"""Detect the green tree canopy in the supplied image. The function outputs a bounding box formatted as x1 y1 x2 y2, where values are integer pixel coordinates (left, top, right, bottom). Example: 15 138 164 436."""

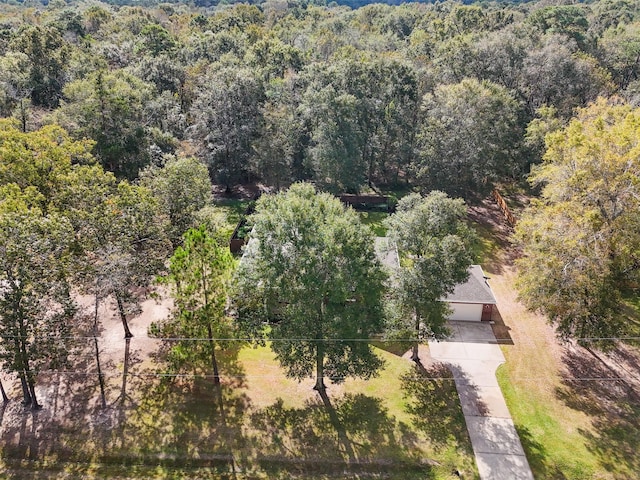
56 70 155 179
415 78 523 198
0 184 76 408
235 183 386 394
385 191 476 361
189 66 264 191
140 155 213 247
0 120 94 206
516 98 640 341
153 226 236 385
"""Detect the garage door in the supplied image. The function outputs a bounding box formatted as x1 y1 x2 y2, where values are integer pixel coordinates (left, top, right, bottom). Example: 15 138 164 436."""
448 303 483 322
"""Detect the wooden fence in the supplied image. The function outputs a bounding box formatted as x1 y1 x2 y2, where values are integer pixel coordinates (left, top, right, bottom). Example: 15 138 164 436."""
492 189 516 227
338 194 394 212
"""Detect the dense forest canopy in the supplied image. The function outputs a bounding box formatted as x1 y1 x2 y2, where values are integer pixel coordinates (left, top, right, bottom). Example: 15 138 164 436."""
0 0 637 197
0 0 532 9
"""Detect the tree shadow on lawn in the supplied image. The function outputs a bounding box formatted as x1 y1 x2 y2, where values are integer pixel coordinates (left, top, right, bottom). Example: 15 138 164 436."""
0 301 117 467
401 361 479 478
249 391 437 479
91 340 251 476
515 425 569 480
0 336 253 478
467 197 516 275
556 345 640 477
402 362 472 451
0 364 114 476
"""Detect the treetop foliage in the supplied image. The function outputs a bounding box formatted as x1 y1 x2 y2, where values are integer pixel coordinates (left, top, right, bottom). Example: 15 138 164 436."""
0 0 638 348
0 0 635 197
235 182 386 390
516 98 640 341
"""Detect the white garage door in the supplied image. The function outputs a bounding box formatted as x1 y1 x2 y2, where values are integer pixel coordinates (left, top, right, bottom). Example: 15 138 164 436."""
448 303 483 322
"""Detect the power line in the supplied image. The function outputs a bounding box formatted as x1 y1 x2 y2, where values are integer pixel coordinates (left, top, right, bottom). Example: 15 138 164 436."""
0 335 639 342
23 371 640 383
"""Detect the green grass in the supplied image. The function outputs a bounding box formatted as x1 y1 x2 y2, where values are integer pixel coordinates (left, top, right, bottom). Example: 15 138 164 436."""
214 198 253 230
489 250 640 479
377 184 415 202
470 221 503 265
358 210 389 237
1 344 478 480
497 365 602 479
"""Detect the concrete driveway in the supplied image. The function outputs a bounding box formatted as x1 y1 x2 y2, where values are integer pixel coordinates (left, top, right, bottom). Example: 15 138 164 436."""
428 321 534 480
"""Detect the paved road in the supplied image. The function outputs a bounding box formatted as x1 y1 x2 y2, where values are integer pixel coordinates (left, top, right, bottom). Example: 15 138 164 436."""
428 321 534 480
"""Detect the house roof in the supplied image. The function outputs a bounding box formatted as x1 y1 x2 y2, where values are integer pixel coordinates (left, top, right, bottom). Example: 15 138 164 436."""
373 240 496 305
445 265 497 305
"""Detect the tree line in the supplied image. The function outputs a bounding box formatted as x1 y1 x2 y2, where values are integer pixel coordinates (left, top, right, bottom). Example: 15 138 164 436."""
0 120 219 408
0 0 638 197
0 121 476 406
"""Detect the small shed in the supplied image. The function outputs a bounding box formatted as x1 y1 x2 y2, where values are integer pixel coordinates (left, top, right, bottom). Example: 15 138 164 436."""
445 265 497 322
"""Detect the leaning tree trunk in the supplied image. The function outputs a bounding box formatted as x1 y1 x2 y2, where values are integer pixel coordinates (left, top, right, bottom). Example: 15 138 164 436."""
115 292 133 338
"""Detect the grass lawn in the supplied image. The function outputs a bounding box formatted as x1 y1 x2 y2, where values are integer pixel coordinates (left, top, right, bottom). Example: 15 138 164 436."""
214 198 253 230
473 193 640 480
358 210 389 237
491 269 606 479
0 343 478 480
469 220 503 266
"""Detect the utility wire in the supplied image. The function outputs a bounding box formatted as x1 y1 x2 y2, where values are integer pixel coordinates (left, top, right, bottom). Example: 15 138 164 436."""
24 371 640 382
0 335 639 342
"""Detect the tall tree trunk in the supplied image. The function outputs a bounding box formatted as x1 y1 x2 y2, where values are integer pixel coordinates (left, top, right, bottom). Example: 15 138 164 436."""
411 309 420 362
366 147 375 189
25 367 40 410
115 293 133 338
313 341 326 392
19 99 27 133
94 294 107 408
18 371 31 405
17 317 33 405
313 301 326 393
207 324 220 386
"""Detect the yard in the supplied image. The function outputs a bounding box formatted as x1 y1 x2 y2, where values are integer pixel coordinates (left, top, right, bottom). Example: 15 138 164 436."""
0 339 478 479
2 191 638 479
0 197 478 480
474 195 640 480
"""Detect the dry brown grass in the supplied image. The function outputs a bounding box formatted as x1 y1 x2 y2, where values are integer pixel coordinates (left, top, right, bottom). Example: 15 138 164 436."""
478 192 640 479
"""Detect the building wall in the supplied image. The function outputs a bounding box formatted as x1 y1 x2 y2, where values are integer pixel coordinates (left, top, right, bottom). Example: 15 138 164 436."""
448 302 483 322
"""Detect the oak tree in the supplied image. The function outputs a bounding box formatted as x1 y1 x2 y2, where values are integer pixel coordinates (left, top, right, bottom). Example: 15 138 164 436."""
385 192 476 361
516 98 640 340
235 183 386 394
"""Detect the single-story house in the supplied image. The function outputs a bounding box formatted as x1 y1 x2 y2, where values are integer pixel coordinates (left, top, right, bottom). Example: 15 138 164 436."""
375 238 496 322
444 265 496 322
